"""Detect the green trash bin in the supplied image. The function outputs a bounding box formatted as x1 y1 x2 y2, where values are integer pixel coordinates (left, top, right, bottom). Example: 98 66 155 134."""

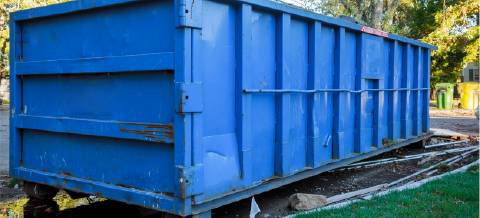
435 83 454 109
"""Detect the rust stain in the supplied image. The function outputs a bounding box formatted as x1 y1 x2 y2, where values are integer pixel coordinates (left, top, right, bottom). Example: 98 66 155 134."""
95 192 103 198
119 123 174 142
177 89 185 113
191 0 194 18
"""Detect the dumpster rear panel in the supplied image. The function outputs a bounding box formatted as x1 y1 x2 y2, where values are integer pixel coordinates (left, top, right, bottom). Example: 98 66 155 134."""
10 0 436 216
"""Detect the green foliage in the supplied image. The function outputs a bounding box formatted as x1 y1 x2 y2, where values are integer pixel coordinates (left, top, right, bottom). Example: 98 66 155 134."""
8 178 21 188
382 137 398 146
294 171 479 217
394 0 460 38
1 0 72 76
420 0 479 86
297 0 402 30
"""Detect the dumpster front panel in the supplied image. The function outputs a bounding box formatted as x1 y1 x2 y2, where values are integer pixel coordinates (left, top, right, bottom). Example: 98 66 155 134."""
11 0 178 203
21 0 174 62
22 129 175 193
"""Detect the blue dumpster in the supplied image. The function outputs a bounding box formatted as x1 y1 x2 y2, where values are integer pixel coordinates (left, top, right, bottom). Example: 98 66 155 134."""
9 0 436 216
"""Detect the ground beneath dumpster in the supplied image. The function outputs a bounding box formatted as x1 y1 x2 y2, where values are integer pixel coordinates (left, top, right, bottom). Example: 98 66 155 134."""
0 106 478 218
1 142 477 218
212 142 478 218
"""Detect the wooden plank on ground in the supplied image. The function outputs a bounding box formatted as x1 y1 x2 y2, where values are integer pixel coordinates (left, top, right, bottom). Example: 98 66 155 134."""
327 184 388 204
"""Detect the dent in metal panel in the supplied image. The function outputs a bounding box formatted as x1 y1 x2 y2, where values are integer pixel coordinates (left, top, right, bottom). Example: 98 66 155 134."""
199 0 242 201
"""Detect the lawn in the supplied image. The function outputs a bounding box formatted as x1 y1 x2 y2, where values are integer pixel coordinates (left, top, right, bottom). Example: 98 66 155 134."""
294 165 479 218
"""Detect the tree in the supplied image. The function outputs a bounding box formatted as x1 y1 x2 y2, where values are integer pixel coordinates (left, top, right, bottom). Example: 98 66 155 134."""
426 1 478 86
298 0 404 31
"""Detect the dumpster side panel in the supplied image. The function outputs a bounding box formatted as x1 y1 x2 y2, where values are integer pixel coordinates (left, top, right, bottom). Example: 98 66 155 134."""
378 39 391 146
401 44 413 139
201 0 243 200
289 18 308 172
316 25 335 163
413 47 424 135
251 9 276 182
423 49 430 132
343 31 356 156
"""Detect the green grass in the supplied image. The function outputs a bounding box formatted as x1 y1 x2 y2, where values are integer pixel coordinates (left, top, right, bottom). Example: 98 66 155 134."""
8 178 21 188
294 169 479 218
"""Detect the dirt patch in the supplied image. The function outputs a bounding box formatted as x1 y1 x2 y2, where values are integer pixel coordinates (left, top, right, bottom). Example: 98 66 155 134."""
430 116 479 136
0 175 27 203
429 109 474 117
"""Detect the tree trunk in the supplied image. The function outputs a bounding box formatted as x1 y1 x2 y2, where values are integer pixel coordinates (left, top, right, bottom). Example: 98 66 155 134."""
372 0 383 28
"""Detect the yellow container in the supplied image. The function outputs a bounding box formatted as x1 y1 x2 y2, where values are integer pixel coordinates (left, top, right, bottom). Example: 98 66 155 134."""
458 82 479 109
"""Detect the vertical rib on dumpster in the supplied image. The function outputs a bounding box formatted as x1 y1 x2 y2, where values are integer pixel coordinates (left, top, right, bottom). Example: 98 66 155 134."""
388 41 401 140
401 44 413 139
235 4 253 184
275 13 291 177
192 28 204 168
307 21 322 167
174 27 192 215
422 49 431 132
412 47 423 136
9 17 22 176
333 27 346 159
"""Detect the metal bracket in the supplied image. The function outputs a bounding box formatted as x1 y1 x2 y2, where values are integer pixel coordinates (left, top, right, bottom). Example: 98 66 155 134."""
175 82 203 113
176 0 202 29
177 164 204 198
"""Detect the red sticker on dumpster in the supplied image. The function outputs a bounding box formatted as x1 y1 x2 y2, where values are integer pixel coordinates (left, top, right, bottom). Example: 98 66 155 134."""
361 26 389 37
